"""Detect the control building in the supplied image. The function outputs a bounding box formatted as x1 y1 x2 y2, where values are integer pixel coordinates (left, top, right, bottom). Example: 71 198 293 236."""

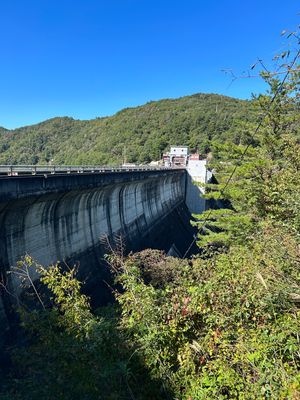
163 145 189 167
162 146 213 214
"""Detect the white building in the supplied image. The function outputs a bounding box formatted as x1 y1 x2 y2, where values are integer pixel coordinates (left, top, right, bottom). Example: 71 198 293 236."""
169 146 189 157
162 145 212 213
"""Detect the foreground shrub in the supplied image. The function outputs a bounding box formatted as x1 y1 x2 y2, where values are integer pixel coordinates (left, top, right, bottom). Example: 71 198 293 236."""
113 224 300 399
0 260 172 400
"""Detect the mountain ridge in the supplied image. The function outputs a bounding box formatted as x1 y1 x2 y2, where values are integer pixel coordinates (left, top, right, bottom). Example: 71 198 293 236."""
0 92 257 165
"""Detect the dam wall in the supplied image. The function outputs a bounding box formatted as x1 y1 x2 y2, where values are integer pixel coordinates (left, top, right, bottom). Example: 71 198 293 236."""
0 169 197 335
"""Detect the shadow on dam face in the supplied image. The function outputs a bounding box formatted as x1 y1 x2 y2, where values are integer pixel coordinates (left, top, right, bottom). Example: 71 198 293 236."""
0 169 200 334
74 201 198 309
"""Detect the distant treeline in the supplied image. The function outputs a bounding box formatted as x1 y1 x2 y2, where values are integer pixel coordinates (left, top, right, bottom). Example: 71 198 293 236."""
0 93 258 165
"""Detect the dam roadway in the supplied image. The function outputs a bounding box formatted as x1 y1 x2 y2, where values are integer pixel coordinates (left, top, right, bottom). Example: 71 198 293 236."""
0 165 203 335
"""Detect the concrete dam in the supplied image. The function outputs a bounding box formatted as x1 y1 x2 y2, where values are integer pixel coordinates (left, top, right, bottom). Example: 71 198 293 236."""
0 165 207 335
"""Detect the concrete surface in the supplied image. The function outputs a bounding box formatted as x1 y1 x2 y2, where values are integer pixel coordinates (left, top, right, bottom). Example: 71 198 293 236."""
0 167 209 343
0 170 192 330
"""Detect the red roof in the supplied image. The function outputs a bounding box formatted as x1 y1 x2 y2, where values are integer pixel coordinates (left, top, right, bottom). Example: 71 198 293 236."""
190 153 201 160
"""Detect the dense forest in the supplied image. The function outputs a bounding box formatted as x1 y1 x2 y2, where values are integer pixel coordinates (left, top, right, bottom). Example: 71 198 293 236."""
0 93 258 165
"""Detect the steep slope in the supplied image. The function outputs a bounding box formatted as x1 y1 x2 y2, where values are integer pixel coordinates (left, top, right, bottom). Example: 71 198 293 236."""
0 93 258 165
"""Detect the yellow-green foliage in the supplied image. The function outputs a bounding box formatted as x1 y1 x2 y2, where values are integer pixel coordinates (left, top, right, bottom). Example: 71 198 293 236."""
115 223 300 399
2 261 170 400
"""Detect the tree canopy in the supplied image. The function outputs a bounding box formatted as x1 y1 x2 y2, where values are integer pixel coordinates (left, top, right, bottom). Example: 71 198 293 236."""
0 93 257 165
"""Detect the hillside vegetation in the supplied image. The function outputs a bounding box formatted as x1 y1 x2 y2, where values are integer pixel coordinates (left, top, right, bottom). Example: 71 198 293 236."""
0 93 257 165
2 62 300 399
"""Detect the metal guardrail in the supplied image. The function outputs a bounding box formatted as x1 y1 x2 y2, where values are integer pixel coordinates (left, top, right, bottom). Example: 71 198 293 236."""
0 164 184 177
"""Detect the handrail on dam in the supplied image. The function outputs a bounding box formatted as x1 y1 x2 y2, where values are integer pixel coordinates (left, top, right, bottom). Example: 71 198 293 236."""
0 164 184 178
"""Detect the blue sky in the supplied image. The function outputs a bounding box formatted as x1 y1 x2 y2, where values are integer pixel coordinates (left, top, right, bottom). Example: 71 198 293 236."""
0 0 299 129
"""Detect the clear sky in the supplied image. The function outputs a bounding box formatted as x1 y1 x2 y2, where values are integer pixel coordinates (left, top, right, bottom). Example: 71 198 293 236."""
0 0 299 129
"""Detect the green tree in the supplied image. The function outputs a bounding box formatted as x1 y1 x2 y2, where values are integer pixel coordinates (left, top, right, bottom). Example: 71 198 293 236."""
194 49 300 248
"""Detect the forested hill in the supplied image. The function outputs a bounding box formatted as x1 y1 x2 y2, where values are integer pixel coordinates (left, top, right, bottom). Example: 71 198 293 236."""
0 93 258 165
